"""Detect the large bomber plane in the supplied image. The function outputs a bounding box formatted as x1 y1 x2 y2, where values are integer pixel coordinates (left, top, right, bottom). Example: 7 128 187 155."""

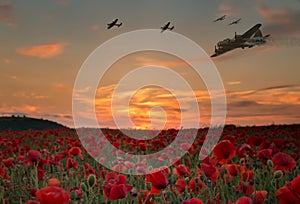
211 24 270 57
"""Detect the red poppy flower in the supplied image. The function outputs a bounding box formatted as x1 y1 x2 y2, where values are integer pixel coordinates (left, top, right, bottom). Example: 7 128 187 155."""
242 169 254 182
103 172 132 200
175 179 186 193
0 166 8 180
28 150 42 163
237 144 252 158
246 136 264 147
200 163 219 182
47 178 60 187
272 152 296 172
68 147 82 157
105 171 118 182
116 174 127 184
226 164 244 177
234 196 252 204
145 169 169 190
257 149 272 163
66 157 78 169
251 190 267 204
273 138 286 148
188 177 207 193
291 175 300 197
37 167 44 181
17 155 25 164
182 198 204 204
213 140 236 164
276 185 300 204
30 188 37 197
36 186 70 204
174 164 191 178
2 157 14 167
235 182 254 195
103 183 132 201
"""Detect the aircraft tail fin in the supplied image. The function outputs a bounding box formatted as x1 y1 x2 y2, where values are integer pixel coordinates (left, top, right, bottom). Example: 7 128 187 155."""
254 29 263 37
170 26 174 30
118 22 123 27
264 34 271 38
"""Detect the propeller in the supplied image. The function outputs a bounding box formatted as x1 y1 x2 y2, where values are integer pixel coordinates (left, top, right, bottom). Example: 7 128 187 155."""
235 32 237 39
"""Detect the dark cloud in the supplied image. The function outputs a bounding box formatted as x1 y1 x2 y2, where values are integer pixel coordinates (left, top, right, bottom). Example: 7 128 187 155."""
251 84 298 94
228 101 300 119
229 100 258 108
40 114 73 119
228 84 299 96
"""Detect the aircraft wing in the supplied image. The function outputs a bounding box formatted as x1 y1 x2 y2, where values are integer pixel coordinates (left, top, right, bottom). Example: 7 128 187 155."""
107 23 114 29
241 24 262 39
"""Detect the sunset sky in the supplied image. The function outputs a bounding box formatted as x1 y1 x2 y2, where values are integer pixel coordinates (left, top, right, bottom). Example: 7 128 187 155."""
1 0 300 129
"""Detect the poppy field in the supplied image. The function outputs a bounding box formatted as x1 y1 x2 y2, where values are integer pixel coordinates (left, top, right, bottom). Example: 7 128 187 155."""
0 124 299 204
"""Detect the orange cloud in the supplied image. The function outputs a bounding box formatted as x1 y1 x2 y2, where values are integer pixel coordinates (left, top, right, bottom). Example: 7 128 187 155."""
1 74 17 80
70 83 300 128
227 81 241 85
0 104 38 115
53 83 72 91
13 92 48 100
17 42 68 59
135 56 188 68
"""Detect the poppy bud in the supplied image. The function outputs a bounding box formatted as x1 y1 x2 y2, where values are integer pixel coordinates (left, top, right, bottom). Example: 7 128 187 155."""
140 192 144 198
166 191 174 199
267 160 273 168
273 170 283 179
146 182 152 191
80 182 88 192
70 191 77 200
206 179 212 188
87 174 96 187
151 194 155 202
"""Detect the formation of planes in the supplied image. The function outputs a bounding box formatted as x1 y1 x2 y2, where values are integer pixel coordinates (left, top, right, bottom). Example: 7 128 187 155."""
213 15 242 26
107 18 174 33
106 17 270 58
